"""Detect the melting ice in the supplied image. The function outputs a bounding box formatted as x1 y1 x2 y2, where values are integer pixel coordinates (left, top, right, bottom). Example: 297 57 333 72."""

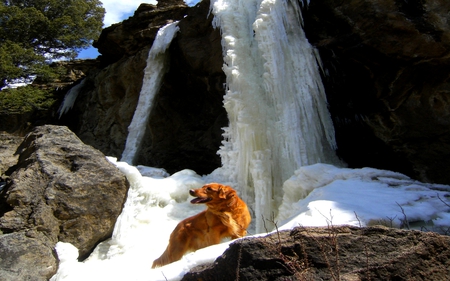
51 1 450 281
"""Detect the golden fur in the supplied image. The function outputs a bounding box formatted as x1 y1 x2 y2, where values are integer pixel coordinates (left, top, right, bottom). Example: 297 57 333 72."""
152 183 251 268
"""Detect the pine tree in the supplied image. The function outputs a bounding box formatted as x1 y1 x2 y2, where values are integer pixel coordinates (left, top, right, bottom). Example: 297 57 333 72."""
0 0 105 87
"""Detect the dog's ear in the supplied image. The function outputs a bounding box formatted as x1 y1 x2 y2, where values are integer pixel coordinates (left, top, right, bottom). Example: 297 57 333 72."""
218 186 227 199
221 186 236 199
225 188 237 207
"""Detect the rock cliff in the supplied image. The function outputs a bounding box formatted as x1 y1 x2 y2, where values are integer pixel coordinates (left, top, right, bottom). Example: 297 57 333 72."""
57 0 226 175
0 1 450 279
51 0 450 184
304 0 450 184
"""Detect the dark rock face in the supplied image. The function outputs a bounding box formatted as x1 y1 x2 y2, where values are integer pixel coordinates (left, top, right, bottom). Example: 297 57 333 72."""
58 2 192 160
59 49 149 158
135 0 227 174
0 0 448 183
0 125 129 279
54 0 450 182
93 2 189 65
183 226 450 281
61 0 226 175
302 0 450 183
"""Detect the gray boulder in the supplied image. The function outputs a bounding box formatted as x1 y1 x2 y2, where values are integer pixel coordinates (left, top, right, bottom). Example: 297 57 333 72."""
0 125 129 280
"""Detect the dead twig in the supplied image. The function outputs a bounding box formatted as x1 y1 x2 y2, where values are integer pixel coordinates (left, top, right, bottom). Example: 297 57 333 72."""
396 202 410 230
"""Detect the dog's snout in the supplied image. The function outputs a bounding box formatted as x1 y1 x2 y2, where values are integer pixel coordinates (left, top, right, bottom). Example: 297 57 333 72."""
189 189 196 196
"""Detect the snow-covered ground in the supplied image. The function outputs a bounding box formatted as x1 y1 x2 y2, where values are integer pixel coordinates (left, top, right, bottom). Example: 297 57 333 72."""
51 159 450 281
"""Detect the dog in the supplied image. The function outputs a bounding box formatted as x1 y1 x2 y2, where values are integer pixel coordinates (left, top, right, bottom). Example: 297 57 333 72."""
152 183 251 268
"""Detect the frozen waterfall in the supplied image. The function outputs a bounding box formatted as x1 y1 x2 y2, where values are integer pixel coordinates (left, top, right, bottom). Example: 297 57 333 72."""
208 0 341 232
121 22 180 165
58 78 87 118
50 2 450 281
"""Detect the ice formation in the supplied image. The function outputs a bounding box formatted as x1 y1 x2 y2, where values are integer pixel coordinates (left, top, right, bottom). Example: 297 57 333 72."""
58 78 87 118
208 0 341 232
121 22 180 165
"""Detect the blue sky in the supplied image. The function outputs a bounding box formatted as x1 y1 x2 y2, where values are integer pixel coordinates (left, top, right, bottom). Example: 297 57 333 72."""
77 0 200 59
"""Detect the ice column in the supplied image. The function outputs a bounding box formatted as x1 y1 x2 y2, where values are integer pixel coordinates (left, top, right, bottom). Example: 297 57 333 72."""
121 22 179 165
210 0 341 232
58 78 86 118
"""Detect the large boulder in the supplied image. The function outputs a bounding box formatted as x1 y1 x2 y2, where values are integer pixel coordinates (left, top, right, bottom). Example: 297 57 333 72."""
183 226 450 281
0 125 129 280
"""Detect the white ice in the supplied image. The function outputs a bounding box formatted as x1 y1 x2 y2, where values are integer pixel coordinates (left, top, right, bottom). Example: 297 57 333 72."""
58 78 87 118
120 22 180 165
209 0 342 233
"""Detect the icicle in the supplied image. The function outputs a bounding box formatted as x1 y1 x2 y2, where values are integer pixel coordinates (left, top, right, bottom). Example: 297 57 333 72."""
121 22 180 165
210 0 342 233
58 78 87 118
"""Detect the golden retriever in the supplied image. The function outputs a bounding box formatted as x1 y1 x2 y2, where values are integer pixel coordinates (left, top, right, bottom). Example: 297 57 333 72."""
152 183 251 268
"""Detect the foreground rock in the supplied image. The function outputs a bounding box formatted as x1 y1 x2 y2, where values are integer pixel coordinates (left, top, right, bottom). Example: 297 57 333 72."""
0 125 129 280
183 226 450 281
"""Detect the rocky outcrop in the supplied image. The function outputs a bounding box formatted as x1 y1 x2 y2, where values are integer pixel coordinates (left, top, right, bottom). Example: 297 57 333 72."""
57 1 194 164
58 49 148 159
135 0 227 174
2 0 450 182
60 0 226 175
93 1 188 66
303 0 450 183
54 0 450 183
183 226 450 281
0 125 129 280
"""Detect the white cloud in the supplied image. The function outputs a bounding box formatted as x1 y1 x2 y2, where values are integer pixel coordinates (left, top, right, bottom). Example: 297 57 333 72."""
101 0 158 27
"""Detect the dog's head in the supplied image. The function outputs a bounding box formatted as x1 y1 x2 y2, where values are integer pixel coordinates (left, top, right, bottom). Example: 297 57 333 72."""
189 183 236 205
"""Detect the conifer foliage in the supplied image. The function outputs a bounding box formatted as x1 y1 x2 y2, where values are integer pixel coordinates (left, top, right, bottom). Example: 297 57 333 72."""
0 0 105 87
